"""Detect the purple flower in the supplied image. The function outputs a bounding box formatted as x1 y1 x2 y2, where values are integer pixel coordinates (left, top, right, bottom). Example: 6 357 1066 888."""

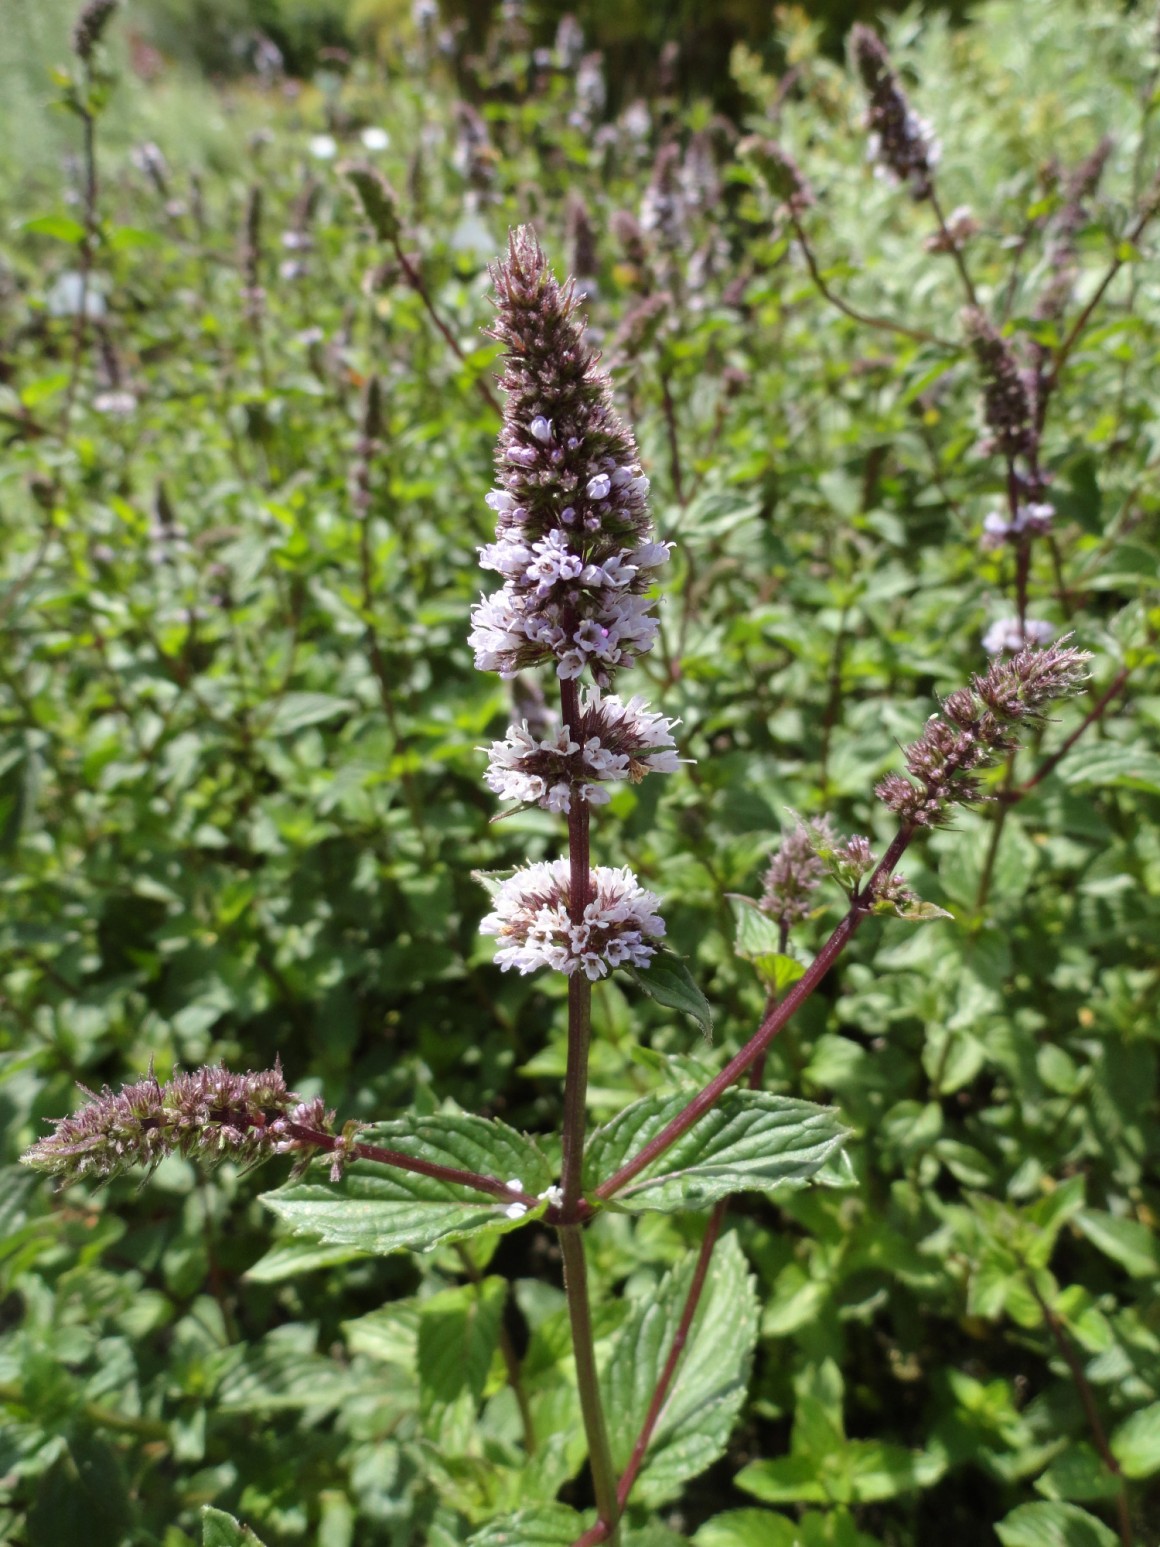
469 228 669 686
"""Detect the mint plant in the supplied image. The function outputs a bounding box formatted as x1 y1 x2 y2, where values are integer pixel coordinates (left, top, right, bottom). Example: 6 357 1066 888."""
6 3 1160 1545
25 225 1092 1546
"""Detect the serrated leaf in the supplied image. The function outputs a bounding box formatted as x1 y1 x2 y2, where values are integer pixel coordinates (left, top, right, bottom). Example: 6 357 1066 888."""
627 948 713 1036
263 692 354 735
604 1230 758 1506
1110 1401 1160 1478
261 1115 551 1256
202 1508 271 1547
466 1505 589 1545
737 1439 944 1506
994 1501 1118 1547
585 1089 849 1213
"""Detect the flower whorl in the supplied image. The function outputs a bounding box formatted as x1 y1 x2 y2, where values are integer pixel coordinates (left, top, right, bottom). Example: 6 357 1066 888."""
469 227 670 685
485 687 681 814
480 862 665 980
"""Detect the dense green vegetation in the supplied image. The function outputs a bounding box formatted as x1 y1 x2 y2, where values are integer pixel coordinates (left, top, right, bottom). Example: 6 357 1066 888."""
1 2 1158 1545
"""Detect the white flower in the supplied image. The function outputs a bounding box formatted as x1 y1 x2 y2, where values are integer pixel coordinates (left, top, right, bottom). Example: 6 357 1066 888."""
504 1201 529 1220
483 688 682 813
360 126 390 152
480 861 665 977
308 134 338 160
982 617 1055 655
586 473 611 500
530 416 553 443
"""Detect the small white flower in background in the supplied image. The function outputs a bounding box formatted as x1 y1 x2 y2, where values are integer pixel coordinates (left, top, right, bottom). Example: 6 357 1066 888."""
308 134 338 160
93 390 137 417
480 861 666 979
539 1184 564 1208
504 1200 529 1220
46 271 107 319
360 126 390 152
505 1178 524 1192
982 617 1055 655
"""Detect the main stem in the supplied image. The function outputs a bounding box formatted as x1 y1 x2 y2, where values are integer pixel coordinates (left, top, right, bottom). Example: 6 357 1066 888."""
557 674 621 1543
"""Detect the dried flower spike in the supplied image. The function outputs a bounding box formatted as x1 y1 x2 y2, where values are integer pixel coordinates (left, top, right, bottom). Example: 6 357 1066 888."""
876 642 1089 826
963 308 1035 459
23 1063 333 1187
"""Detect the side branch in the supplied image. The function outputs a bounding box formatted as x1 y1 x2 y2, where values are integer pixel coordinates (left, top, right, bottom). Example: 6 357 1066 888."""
790 214 957 350
595 830 912 1203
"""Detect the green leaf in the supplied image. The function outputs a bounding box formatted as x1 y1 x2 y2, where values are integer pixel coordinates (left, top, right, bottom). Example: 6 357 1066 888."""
727 895 807 992
1110 1401 1160 1478
585 1089 849 1213
695 1509 882 1547
626 948 713 1036
26 1435 133 1547
1034 1443 1122 1503
202 1508 271 1546
108 225 165 251
604 1230 759 1506
696 1512 803 1547
243 1237 369 1282
261 1115 552 1256
1074 1209 1160 1278
418 1276 507 1450
871 896 953 923
22 214 87 243
1056 743 1160 794
736 1441 944 1506
466 1505 589 1545
263 692 354 736
994 1502 1118 1547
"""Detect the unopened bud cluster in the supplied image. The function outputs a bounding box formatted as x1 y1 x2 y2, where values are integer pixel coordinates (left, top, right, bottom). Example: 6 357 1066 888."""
876 642 1089 826
23 1064 332 1187
72 0 118 61
851 25 940 199
738 137 815 217
760 817 832 927
962 308 1035 459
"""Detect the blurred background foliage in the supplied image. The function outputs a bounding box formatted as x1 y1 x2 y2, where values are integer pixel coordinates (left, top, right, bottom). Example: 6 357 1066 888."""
1 0 1159 1545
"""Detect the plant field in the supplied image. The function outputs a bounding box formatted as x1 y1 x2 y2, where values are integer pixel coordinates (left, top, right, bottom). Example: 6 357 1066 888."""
1 3 1158 1545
